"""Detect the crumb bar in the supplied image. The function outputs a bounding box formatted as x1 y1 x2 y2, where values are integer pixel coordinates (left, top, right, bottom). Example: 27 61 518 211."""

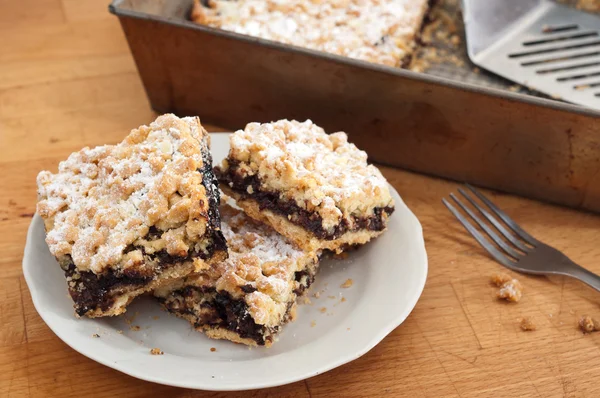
214 119 395 253
155 204 320 346
36 114 227 317
191 0 430 67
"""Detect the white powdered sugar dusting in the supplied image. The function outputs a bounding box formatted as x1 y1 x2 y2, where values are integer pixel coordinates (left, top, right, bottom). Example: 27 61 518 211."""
36 114 212 274
192 0 430 66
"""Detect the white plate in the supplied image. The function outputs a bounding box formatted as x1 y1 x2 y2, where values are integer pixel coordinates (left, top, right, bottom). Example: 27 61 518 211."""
22 133 427 391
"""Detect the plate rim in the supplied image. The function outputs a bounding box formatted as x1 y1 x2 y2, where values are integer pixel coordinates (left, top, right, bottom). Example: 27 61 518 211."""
22 133 428 391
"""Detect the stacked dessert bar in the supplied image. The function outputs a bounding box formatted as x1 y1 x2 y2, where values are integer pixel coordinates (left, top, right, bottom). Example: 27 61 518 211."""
37 114 394 346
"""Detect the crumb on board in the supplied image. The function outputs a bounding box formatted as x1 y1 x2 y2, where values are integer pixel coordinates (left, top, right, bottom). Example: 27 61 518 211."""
130 325 141 332
341 279 353 288
210 347 216 352
579 315 600 333
319 307 327 314
302 297 312 305
92 333 100 338
497 279 523 302
520 317 536 331
491 273 513 287
341 297 347 303
491 273 523 302
347 328 351 331
152 316 160 320
150 348 164 355
311 321 317 327
328 295 336 299
117 330 123 334
313 291 320 299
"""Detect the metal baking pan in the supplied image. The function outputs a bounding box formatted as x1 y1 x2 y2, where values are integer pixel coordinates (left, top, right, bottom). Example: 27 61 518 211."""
109 0 600 212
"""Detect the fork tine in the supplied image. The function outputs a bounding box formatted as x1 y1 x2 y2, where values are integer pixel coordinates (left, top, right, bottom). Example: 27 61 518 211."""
466 184 538 246
458 188 532 252
442 198 516 268
449 193 522 260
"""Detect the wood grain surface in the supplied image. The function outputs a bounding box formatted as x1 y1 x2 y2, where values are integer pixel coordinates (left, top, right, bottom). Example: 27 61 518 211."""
2 1 600 397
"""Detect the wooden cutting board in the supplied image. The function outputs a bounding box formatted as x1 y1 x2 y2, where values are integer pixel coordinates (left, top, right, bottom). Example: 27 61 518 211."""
2 1 600 397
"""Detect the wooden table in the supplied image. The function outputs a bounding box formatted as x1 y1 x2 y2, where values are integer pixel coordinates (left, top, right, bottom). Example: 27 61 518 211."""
3 1 600 397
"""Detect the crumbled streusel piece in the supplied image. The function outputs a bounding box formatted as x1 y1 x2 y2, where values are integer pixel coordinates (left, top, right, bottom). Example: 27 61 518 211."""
341 279 354 288
491 273 523 302
497 279 523 302
520 317 536 331
491 273 513 287
579 316 600 333
150 348 164 355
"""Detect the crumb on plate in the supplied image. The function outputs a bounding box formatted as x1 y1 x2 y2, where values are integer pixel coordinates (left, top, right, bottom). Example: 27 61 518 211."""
92 333 100 338
319 307 327 313
341 279 354 288
491 273 513 287
210 347 217 352
150 348 164 355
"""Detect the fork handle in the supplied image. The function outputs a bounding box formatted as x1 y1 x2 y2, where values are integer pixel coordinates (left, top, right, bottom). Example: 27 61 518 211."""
565 264 600 292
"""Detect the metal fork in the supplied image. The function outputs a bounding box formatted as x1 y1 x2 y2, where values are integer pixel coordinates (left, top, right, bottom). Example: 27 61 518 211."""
443 184 600 292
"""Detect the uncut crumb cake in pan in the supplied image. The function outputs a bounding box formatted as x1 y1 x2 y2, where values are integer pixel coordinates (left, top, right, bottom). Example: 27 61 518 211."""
155 202 320 346
36 114 227 317
191 0 431 67
215 119 395 254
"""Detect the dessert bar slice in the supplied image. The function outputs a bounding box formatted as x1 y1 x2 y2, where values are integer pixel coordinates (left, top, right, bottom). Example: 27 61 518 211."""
155 203 320 346
214 119 395 253
36 114 227 317
191 0 431 67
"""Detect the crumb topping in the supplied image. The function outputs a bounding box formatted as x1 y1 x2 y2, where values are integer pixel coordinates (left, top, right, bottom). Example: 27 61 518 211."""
219 119 394 232
341 278 353 288
156 204 319 327
191 0 429 67
37 114 215 274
